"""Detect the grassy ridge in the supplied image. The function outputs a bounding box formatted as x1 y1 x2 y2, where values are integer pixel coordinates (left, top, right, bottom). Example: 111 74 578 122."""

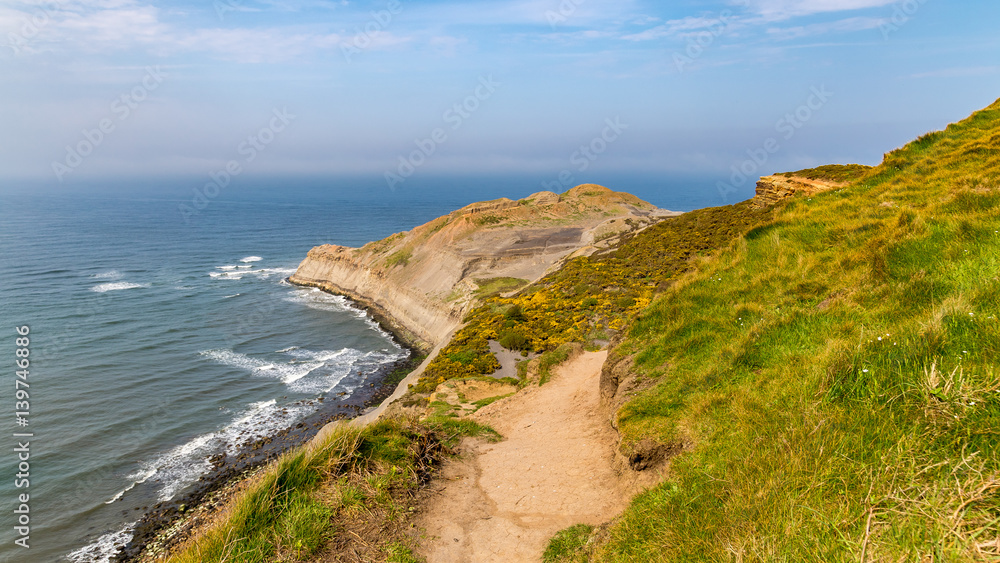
163 417 498 563
595 99 1000 560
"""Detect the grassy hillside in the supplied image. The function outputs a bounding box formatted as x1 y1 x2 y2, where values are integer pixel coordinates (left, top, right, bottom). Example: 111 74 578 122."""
157 417 498 563
592 99 1000 561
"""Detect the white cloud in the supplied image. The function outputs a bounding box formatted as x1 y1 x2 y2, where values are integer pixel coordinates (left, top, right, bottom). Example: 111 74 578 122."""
622 14 740 42
910 66 1000 79
766 16 886 40
746 0 898 20
174 28 345 63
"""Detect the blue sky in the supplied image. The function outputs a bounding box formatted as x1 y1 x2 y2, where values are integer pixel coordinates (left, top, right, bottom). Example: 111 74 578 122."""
2 0 999 196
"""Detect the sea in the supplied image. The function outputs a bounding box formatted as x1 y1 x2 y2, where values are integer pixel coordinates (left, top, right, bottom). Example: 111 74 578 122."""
0 174 736 561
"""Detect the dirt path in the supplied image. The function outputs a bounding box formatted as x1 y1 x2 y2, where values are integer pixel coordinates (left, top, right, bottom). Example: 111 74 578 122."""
413 350 629 562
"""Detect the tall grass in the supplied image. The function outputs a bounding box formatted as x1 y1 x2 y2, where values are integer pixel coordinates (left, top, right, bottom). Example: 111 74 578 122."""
166 418 452 562
595 99 1000 560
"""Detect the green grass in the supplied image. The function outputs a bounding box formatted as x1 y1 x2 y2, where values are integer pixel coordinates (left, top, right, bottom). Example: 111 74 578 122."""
544 524 595 562
595 98 1000 561
165 417 496 562
538 343 576 385
472 393 513 409
474 276 530 299
782 163 875 182
386 248 412 267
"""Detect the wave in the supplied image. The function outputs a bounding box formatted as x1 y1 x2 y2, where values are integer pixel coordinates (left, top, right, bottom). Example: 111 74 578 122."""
121 399 316 503
104 467 153 504
66 522 136 563
284 288 360 315
91 282 149 293
201 345 405 394
201 349 325 386
209 267 296 281
91 270 123 280
284 288 401 343
240 256 263 263
224 293 241 299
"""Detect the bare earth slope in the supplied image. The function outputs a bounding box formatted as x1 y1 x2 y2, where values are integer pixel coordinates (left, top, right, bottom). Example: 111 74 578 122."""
289 185 679 351
412 351 629 562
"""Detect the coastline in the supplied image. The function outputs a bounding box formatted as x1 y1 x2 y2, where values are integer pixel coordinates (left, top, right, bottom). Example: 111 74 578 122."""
117 287 425 562
286 275 436 356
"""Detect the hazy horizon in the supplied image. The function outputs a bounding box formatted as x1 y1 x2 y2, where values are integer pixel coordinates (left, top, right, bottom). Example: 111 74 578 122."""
3 0 1000 201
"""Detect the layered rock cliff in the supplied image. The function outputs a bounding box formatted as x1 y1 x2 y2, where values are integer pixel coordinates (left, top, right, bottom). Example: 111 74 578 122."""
289 185 679 351
751 174 845 208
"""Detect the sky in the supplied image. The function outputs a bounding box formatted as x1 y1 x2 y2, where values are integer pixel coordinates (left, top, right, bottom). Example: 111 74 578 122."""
2 0 999 200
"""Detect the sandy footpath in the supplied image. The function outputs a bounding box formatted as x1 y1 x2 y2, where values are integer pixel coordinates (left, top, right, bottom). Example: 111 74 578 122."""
413 350 629 562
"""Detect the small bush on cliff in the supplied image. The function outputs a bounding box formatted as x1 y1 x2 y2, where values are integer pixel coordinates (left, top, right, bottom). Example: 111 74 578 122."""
498 330 529 351
385 248 412 268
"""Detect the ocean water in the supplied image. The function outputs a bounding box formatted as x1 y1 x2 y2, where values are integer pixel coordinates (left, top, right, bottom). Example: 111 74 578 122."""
0 176 725 561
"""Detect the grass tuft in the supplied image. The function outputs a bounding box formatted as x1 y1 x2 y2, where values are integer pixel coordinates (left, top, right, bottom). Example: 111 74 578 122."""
544 524 595 562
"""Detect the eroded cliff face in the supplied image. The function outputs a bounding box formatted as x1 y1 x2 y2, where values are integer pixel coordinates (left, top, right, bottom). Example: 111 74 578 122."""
290 184 679 351
751 174 845 208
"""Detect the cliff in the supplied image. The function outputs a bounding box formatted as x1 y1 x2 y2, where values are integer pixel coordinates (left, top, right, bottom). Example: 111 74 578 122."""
289 184 680 352
751 174 845 208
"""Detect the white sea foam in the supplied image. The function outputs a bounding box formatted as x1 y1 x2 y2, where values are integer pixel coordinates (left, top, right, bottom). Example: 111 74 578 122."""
256 267 296 278
224 293 241 299
201 349 326 386
92 270 122 280
201 345 405 394
240 256 263 263
91 282 149 293
284 288 357 314
124 399 315 503
219 265 238 271
66 522 136 563
105 467 155 505
284 289 402 343
209 266 296 281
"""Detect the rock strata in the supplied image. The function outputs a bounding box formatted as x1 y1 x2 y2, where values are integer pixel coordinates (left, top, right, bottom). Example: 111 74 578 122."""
289 184 680 351
752 174 845 208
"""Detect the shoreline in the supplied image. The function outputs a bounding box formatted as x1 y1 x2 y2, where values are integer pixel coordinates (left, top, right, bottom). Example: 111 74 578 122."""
286 275 436 356
116 287 425 562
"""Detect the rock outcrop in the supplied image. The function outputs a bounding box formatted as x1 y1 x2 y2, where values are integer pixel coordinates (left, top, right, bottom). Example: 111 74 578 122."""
289 185 680 351
751 174 845 208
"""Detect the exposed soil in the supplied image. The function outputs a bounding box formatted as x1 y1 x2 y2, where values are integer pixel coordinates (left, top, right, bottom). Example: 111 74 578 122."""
411 351 630 562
